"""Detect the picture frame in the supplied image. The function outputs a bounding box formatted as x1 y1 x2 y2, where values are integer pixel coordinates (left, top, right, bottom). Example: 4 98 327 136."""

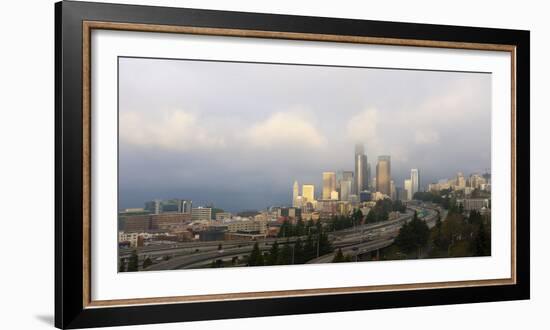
55 1 530 328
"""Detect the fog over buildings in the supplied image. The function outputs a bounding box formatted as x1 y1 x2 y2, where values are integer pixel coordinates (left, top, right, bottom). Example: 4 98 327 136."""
118 57 491 212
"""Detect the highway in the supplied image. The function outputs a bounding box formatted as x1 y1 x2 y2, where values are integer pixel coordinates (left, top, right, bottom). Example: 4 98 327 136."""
307 203 442 263
124 204 441 270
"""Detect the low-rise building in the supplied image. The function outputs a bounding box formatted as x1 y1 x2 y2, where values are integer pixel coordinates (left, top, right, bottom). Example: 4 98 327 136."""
191 207 212 221
227 219 267 235
457 198 490 211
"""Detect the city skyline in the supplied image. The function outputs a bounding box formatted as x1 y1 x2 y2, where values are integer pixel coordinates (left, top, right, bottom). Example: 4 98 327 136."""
119 57 491 212
124 155 488 213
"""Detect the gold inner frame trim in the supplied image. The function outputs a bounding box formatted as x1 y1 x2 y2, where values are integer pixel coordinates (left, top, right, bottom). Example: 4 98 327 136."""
82 20 517 308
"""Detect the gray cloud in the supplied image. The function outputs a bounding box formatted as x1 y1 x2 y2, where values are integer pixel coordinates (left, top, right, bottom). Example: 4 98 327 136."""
119 57 491 212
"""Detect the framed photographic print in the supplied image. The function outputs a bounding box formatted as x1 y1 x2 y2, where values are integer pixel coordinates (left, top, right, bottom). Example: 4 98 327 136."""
55 1 530 328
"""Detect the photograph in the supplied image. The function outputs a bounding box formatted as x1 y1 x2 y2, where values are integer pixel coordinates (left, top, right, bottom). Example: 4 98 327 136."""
117 57 492 272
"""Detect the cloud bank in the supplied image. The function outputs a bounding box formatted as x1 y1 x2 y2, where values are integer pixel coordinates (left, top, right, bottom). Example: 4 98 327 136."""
118 57 491 212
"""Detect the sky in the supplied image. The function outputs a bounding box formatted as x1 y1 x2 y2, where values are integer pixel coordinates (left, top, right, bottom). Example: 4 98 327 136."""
118 57 491 212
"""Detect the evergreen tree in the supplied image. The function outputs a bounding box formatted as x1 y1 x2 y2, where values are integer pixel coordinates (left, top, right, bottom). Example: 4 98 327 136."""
352 209 363 226
474 220 489 256
432 215 444 250
277 241 293 265
293 238 305 264
266 241 280 265
142 257 152 269
248 242 264 266
333 248 344 263
295 219 305 237
366 210 377 223
318 231 333 255
395 211 429 257
127 250 139 271
303 235 315 261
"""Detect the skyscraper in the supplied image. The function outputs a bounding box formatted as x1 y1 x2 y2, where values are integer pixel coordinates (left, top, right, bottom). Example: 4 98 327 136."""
354 143 368 194
367 162 372 190
340 179 351 200
342 171 354 185
322 172 336 200
404 179 412 200
410 168 419 198
376 155 391 195
390 180 396 200
302 184 315 203
292 180 300 207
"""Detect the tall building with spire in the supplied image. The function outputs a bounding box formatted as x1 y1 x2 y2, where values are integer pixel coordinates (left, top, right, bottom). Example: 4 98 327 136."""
376 155 391 195
354 143 368 194
292 180 300 207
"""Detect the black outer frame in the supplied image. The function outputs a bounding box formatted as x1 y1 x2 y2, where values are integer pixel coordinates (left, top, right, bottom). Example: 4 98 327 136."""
55 0 530 328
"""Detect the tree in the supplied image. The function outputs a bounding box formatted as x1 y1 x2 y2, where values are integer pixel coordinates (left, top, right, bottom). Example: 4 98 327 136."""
431 215 444 251
441 213 464 254
142 257 152 269
303 235 315 261
293 238 305 264
217 243 223 251
394 212 429 257
473 220 489 256
333 248 345 263
127 250 139 271
119 259 126 272
295 219 305 237
278 220 293 238
317 231 333 255
266 241 280 265
248 242 264 266
277 242 293 265
365 210 377 223
468 210 483 225
351 209 363 226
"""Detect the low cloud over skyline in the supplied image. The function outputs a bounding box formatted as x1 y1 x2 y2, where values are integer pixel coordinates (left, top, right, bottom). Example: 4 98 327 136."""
119 57 491 212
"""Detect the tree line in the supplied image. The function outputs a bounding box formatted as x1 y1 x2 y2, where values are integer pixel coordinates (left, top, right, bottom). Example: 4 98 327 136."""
389 208 490 260
248 232 333 267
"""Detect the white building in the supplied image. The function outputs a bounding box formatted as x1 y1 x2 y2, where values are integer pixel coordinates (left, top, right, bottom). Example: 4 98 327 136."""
410 168 419 198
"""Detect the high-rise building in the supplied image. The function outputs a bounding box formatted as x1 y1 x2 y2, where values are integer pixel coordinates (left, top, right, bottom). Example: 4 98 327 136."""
410 169 419 198
390 180 396 200
322 172 337 200
376 155 391 195
354 144 368 194
340 179 352 201
404 179 412 201
342 171 354 182
302 184 315 202
367 162 372 190
456 172 466 189
292 180 300 207
330 190 339 200
177 199 193 214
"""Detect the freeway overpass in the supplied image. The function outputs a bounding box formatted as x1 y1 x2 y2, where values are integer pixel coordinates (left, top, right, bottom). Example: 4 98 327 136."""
142 209 429 271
